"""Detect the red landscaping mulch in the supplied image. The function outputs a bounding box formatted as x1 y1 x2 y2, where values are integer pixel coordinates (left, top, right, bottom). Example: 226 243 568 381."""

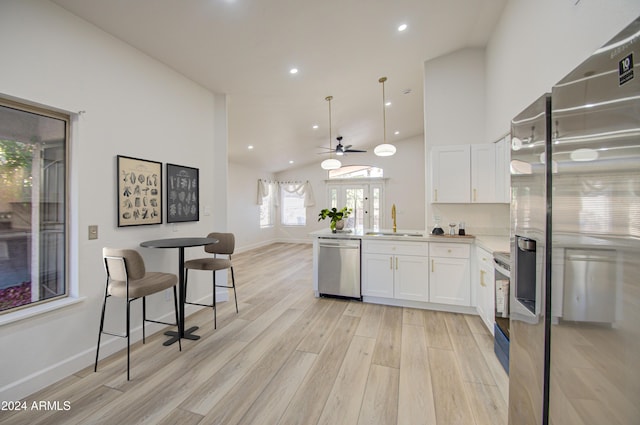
0 281 31 311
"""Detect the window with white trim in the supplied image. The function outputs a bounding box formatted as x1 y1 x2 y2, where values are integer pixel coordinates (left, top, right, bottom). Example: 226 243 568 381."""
0 98 69 314
280 184 306 226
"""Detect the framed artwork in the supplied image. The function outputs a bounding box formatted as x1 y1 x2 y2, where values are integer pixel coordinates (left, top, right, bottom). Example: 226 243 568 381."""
117 155 162 227
166 163 200 223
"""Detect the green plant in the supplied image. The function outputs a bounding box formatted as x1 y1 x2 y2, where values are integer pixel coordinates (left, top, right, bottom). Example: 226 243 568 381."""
318 207 352 232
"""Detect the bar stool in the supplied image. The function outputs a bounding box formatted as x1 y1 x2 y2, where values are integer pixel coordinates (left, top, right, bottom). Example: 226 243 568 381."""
184 233 238 329
95 248 181 380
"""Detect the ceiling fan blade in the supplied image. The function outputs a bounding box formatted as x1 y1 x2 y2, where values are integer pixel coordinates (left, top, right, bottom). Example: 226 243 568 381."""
345 149 367 153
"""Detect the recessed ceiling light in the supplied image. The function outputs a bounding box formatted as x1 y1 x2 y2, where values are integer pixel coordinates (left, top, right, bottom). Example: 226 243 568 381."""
394 131 400 135
289 68 298 74
312 125 319 129
385 101 391 107
247 145 254 150
289 160 294 164
398 24 408 32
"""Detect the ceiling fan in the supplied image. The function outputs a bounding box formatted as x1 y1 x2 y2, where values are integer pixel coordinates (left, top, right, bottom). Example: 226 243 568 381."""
320 136 367 156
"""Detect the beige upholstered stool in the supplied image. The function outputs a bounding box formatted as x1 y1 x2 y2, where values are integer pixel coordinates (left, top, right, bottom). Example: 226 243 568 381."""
95 248 181 380
184 233 238 329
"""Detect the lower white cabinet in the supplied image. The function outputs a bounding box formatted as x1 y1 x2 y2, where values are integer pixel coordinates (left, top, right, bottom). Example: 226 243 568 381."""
475 247 495 332
362 240 429 302
429 243 471 306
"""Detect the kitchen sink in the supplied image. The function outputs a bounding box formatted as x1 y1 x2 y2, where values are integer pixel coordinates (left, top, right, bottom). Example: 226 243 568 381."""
365 232 423 237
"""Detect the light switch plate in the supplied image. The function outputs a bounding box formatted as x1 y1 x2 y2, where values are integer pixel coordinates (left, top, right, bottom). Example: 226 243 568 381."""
88 225 98 240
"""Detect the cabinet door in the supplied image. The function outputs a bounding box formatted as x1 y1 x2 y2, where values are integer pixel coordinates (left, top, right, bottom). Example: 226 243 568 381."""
362 253 394 298
429 256 471 306
394 255 429 301
431 145 470 203
471 144 496 203
478 260 495 332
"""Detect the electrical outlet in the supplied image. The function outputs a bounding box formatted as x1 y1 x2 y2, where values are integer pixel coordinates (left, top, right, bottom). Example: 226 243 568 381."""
88 225 98 240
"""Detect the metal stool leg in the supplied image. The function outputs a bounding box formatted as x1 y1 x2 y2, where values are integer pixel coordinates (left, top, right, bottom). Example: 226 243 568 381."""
94 283 109 372
213 271 217 329
126 299 132 381
231 267 238 314
142 296 147 344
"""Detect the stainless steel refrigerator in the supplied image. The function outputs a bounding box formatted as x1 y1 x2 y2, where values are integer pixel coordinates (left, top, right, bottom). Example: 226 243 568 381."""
509 16 640 425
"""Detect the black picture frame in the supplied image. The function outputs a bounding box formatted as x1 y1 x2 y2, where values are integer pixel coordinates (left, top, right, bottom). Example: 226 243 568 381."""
117 155 163 227
166 163 200 223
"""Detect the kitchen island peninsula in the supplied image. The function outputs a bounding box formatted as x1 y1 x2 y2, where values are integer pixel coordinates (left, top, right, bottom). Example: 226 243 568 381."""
311 228 477 314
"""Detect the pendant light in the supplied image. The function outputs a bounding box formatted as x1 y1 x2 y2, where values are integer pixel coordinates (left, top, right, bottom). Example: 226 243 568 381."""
374 77 397 157
321 95 342 170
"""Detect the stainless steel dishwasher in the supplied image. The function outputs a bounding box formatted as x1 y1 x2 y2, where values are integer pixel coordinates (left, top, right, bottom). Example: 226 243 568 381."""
317 237 361 299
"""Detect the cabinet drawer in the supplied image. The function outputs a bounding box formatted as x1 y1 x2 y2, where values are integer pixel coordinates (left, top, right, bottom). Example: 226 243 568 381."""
363 240 428 256
430 243 470 259
476 247 493 267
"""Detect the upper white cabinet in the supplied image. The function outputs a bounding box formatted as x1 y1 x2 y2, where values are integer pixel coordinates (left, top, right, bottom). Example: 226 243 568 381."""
431 142 509 204
431 145 470 203
471 144 496 203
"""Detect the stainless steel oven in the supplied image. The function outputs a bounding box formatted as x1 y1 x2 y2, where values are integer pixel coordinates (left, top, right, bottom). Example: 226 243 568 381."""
493 251 510 373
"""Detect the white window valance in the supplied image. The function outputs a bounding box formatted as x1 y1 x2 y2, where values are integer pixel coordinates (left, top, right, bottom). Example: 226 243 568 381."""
257 179 315 207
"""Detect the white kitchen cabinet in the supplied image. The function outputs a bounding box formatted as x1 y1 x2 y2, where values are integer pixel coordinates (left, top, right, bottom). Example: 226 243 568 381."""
494 135 511 203
431 145 470 203
431 143 506 203
362 240 429 302
475 247 495 333
362 253 395 298
471 144 496 203
429 243 471 306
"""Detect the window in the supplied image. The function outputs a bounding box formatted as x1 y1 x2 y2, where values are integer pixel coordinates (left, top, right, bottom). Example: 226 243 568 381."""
259 182 275 228
329 165 383 179
0 99 68 314
280 184 306 226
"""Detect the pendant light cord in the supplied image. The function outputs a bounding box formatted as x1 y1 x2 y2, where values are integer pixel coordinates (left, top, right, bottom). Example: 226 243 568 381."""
380 77 387 144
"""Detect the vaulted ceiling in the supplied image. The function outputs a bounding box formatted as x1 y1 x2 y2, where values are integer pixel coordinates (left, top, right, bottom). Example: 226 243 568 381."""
51 0 507 172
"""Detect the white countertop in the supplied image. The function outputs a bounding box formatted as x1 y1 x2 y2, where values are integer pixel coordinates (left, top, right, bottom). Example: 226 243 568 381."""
310 228 475 244
474 235 510 254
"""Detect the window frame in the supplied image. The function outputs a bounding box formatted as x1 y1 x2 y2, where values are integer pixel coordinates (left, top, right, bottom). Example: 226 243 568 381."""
0 97 70 316
279 184 307 227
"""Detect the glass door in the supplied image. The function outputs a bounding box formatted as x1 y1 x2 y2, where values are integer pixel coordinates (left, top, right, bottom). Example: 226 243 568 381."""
328 182 384 230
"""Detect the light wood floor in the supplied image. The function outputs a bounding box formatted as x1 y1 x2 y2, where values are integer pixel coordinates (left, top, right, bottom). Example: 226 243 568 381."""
2 243 508 425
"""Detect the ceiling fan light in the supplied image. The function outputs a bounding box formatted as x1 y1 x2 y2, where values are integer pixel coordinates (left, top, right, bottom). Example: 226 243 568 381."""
321 158 342 170
374 143 396 157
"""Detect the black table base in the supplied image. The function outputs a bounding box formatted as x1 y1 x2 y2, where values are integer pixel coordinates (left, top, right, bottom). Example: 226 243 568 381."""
140 237 219 346
162 326 200 346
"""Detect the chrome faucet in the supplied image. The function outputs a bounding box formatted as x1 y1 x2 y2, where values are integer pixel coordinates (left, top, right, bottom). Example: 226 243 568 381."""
391 204 397 233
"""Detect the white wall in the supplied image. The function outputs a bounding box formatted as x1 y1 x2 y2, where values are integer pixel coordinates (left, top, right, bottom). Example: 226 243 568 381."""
423 48 509 235
0 0 226 399
228 162 276 251
485 0 640 141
